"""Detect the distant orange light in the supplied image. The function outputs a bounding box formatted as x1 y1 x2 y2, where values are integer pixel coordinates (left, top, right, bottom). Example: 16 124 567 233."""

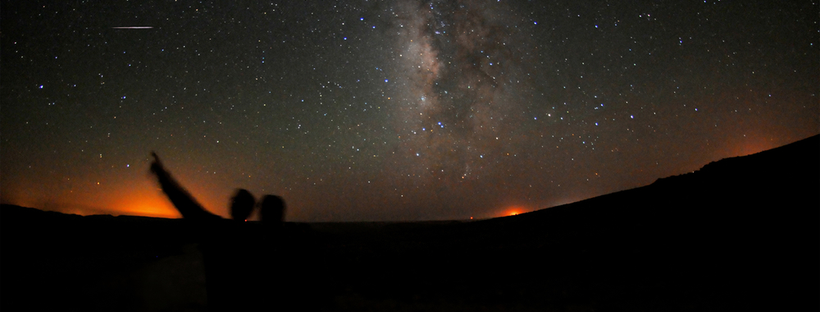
501 206 529 217
504 206 527 217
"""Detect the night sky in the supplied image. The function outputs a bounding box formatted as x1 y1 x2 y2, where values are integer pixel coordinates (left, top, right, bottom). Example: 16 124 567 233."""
2 1 817 221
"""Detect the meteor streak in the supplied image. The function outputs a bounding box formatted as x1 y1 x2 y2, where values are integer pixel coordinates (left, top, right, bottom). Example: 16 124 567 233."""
112 26 153 29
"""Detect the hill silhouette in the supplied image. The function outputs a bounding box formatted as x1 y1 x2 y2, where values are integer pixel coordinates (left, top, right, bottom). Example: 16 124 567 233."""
1 135 817 311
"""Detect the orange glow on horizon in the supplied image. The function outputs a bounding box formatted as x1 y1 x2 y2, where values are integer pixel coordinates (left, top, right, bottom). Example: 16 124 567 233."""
102 173 232 219
714 131 791 160
728 140 779 158
116 197 180 219
504 206 527 217
1 174 233 219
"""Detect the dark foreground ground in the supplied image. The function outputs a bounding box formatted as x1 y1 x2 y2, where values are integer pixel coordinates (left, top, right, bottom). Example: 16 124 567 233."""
2 135 818 311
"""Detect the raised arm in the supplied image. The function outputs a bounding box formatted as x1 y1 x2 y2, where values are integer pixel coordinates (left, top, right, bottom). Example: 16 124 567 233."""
149 152 220 221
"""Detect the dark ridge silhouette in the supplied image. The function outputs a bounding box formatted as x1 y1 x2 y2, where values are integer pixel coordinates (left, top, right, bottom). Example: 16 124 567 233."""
1 134 816 311
310 134 818 311
0 205 205 311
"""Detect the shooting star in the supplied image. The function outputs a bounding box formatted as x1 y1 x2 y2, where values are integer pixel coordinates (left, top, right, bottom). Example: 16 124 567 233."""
112 26 153 29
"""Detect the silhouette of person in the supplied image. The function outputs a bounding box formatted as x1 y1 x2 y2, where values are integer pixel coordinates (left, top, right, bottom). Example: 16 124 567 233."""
256 194 335 311
259 194 286 224
149 152 261 311
230 189 255 222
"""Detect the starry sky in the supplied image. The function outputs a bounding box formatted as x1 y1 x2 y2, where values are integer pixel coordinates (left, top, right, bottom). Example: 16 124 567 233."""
1 1 817 221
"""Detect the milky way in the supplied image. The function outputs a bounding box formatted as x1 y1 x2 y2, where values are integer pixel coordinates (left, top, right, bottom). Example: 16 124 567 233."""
390 1 532 183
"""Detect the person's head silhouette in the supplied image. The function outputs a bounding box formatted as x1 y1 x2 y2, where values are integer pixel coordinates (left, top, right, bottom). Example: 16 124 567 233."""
230 189 255 221
259 195 286 224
